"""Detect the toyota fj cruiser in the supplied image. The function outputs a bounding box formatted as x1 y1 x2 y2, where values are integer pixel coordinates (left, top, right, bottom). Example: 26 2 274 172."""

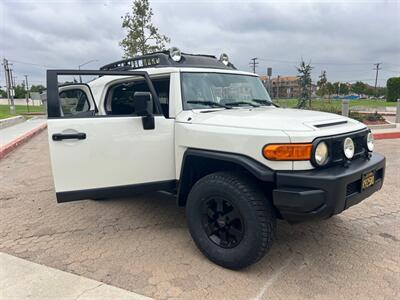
46 48 385 269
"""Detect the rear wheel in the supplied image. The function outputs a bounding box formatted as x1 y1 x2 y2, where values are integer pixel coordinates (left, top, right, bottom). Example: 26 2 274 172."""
186 171 276 269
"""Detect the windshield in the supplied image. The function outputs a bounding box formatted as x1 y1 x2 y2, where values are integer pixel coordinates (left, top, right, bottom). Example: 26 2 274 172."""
181 72 272 110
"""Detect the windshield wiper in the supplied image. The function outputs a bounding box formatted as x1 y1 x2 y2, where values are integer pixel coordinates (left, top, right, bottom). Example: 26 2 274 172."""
252 99 279 107
187 100 231 109
225 101 260 107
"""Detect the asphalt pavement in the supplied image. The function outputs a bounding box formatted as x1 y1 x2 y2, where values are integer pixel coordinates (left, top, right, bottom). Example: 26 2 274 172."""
0 131 399 300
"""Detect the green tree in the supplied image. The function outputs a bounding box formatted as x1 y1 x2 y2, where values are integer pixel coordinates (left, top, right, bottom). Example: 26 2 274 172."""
316 70 327 98
376 87 387 97
364 86 375 96
332 82 340 95
340 83 349 95
0 87 7 98
297 60 313 108
387 77 400 102
30 84 46 93
351 81 367 96
331 82 349 96
14 83 27 99
120 0 170 58
325 82 335 100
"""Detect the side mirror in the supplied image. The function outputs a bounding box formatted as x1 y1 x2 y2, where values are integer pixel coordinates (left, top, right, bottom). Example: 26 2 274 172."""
134 92 155 130
134 92 153 116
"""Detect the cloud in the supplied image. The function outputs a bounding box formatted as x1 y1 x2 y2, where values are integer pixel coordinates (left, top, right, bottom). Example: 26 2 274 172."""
1 0 399 87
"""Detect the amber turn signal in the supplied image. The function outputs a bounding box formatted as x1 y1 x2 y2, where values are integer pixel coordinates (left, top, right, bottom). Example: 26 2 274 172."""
263 143 312 161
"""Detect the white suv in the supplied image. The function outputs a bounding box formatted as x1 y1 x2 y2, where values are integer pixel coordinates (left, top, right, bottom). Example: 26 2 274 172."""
46 49 385 269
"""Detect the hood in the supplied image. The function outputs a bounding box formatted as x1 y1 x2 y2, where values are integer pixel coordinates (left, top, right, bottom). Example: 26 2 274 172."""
179 107 360 132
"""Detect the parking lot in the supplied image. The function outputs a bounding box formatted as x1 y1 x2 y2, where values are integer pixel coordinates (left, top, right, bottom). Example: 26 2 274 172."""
1 131 399 300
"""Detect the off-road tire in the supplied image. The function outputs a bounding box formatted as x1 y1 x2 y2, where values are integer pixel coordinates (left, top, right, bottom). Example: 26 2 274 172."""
186 171 276 269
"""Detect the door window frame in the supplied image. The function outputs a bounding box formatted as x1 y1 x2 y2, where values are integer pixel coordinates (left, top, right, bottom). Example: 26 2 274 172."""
58 83 97 117
47 70 161 118
103 74 170 117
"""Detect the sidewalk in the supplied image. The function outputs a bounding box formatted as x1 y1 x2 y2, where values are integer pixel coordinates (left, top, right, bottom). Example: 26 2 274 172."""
0 117 47 159
0 252 152 300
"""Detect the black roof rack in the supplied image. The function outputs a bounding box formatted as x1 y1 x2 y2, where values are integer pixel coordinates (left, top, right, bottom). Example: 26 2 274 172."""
100 51 236 71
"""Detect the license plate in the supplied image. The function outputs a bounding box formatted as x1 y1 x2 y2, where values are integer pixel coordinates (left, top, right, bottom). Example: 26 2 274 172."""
361 171 375 190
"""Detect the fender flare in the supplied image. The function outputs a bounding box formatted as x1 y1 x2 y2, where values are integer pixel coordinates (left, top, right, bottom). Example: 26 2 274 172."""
177 148 275 205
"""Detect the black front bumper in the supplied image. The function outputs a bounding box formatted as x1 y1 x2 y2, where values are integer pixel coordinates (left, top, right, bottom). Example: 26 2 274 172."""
273 153 386 222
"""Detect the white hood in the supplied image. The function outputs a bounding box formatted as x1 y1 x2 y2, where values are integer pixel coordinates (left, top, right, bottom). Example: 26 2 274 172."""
178 107 363 132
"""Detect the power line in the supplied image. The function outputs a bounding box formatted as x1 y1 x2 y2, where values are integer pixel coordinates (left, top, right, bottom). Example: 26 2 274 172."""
0 79 44 84
381 69 400 74
313 61 374 66
258 58 297 64
8 59 58 68
384 62 400 67
258 57 381 66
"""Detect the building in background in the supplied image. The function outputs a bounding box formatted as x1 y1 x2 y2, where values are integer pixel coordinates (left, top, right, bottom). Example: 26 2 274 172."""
260 75 317 98
259 75 272 95
273 76 299 98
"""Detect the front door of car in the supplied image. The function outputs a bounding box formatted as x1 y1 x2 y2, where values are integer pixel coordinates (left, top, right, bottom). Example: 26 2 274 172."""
46 70 175 202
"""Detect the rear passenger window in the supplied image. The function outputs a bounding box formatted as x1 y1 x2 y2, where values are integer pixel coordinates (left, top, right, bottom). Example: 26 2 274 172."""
154 79 170 118
105 77 170 117
59 89 90 116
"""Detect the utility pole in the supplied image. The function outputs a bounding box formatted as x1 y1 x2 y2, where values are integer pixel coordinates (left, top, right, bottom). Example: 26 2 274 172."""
2 59 9 106
25 75 30 112
267 67 272 95
2 58 16 114
249 57 259 74
373 63 382 97
277 75 280 99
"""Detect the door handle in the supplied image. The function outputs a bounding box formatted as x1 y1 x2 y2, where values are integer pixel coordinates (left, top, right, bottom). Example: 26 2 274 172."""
52 132 86 141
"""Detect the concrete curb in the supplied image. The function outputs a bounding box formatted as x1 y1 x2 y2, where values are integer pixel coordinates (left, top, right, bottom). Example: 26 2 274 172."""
0 123 47 159
0 115 25 129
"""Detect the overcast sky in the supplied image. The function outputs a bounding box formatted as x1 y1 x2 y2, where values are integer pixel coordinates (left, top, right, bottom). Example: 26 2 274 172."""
1 0 399 87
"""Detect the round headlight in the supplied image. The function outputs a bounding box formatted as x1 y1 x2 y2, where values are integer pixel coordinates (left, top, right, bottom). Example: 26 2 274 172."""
315 142 329 166
367 132 374 152
343 137 355 159
169 47 182 62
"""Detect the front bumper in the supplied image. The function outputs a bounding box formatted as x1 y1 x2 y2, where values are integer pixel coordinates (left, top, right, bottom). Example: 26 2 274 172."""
273 153 386 222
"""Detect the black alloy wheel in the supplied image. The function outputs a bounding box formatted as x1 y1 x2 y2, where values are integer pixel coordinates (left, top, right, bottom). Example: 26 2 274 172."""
201 197 244 249
186 171 276 269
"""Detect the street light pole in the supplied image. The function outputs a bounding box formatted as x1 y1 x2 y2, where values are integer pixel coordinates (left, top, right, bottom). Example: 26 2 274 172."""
78 59 98 83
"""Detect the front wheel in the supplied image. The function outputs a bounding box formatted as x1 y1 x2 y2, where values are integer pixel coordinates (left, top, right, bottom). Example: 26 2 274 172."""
186 171 276 269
